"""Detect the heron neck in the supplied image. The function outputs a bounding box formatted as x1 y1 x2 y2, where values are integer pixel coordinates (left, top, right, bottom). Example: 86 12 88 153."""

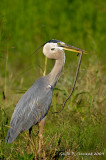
48 54 65 88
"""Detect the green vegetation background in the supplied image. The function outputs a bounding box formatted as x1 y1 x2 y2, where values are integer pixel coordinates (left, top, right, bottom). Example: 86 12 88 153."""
0 0 105 159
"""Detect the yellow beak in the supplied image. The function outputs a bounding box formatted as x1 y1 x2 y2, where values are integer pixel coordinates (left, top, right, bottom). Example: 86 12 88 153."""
58 42 87 54
62 47 81 53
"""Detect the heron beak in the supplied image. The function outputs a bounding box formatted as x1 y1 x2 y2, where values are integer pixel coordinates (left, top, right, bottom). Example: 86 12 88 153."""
58 42 87 54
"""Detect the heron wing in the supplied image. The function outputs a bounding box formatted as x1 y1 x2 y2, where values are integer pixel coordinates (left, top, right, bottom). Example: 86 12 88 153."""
6 77 53 143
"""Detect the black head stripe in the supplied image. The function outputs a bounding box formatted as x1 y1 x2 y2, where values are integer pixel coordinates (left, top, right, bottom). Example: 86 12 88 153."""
42 39 61 47
47 39 61 44
31 39 61 55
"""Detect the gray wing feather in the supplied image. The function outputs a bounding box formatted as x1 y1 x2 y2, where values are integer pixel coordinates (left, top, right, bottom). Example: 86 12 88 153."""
6 77 53 143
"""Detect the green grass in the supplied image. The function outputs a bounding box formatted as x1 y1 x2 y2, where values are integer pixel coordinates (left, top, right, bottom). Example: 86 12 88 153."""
0 0 106 159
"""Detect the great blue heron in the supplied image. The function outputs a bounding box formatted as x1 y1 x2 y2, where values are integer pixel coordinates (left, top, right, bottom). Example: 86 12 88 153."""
6 39 82 144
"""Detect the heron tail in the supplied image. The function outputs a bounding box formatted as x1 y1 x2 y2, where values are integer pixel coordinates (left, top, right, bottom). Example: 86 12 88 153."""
6 128 20 144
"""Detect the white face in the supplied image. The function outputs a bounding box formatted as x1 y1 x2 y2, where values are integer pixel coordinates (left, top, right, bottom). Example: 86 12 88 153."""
43 42 65 59
49 43 63 51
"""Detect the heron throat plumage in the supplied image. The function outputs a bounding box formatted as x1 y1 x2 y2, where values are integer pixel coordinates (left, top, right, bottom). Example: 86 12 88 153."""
47 51 65 88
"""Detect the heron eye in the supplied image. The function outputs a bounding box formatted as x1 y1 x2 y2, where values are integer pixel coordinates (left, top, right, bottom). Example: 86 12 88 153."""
51 48 55 51
57 42 61 46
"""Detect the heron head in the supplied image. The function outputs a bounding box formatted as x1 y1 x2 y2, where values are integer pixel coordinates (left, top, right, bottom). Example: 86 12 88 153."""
43 39 86 60
43 40 64 60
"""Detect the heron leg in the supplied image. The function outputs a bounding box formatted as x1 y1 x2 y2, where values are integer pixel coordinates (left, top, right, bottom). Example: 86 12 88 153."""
38 116 46 155
29 127 32 138
27 127 32 147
